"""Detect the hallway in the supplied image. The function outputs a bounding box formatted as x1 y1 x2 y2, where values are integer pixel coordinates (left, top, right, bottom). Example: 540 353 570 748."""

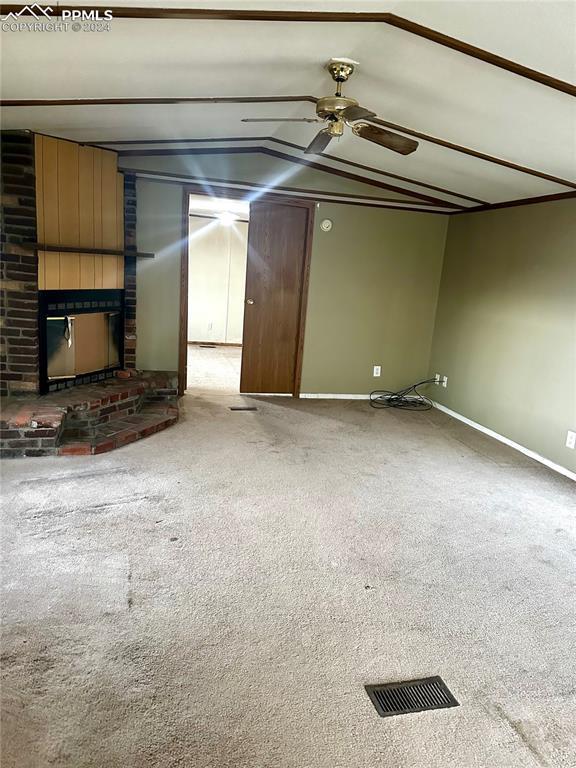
186 343 241 395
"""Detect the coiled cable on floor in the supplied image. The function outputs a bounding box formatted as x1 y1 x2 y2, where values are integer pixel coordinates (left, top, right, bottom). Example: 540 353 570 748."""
369 378 436 411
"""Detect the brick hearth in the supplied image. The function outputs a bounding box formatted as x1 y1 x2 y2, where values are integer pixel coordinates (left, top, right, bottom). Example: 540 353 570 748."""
0 372 178 458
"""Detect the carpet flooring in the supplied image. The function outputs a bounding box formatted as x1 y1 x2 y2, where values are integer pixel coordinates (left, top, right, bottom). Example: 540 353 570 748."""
1 387 575 767
187 344 241 393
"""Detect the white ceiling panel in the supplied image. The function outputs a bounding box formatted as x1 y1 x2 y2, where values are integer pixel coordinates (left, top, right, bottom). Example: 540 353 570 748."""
1 5 574 203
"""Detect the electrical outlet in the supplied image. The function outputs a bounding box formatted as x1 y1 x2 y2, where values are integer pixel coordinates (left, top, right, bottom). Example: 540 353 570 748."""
442 375 448 388
373 365 381 377
566 430 576 450
434 373 440 385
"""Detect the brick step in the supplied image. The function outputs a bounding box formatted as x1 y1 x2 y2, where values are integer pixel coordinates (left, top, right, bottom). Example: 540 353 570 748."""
62 393 145 438
58 401 179 456
0 406 65 458
1 372 179 458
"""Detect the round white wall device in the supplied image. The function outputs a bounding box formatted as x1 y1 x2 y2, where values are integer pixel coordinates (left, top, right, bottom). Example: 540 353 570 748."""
320 219 333 232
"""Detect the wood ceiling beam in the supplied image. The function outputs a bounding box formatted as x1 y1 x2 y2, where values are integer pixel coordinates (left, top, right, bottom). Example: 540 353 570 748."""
0 96 318 106
368 118 576 190
6 101 574 190
122 167 455 214
382 15 576 98
126 166 576 214
116 145 462 207
2 6 572 96
451 190 576 214
94 135 486 204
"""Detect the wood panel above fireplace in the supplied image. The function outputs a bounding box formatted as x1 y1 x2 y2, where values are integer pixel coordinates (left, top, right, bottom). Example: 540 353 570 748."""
35 134 125 290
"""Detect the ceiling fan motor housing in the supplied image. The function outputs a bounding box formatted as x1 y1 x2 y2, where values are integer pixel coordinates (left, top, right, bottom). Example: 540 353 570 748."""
326 59 357 82
316 95 359 120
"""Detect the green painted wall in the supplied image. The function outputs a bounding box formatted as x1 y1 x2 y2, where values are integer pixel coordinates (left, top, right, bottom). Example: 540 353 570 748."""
301 203 448 393
131 159 575 475
135 180 182 371
430 198 576 472
133 176 447 383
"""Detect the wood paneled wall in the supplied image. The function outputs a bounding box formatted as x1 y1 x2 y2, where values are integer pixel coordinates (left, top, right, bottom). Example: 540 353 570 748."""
35 135 125 290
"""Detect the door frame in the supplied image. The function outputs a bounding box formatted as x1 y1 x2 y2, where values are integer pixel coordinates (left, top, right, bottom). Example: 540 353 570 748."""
178 184 315 397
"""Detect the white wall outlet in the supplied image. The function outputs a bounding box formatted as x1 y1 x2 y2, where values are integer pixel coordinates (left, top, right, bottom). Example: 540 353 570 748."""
373 365 381 377
442 375 448 388
566 430 576 450
434 373 440 384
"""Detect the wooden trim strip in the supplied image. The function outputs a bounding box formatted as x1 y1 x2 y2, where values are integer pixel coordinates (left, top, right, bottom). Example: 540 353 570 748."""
23 242 155 258
118 145 461 207
450 190 576 214
23 107 576 191
104 135 483 204
259 147 461 207
128 169 454 214
368 118 576 190
131 169 576 216
122 165 454 207
96 137 260 145
0 95 318 107
382 15 576 98
266 137 486 205
2 6 572 96
134 169 576 214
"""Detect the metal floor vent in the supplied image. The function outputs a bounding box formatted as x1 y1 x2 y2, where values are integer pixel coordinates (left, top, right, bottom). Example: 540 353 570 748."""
229 406 258 411
365 676 459 718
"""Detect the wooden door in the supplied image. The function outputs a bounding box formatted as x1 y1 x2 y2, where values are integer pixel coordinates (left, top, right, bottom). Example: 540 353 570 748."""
240 200 312 395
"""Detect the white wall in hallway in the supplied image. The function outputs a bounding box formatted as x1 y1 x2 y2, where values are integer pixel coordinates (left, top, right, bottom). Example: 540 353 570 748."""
188 217 248 344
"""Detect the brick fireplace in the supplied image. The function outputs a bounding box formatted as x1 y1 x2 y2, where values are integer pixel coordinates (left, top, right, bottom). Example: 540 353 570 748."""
0 131 180 458
0 131 139 397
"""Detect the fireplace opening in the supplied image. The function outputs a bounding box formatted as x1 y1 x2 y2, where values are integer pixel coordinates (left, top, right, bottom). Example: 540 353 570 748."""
39 290 124 394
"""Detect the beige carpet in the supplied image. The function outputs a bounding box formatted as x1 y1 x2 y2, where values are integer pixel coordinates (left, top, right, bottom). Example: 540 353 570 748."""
187 343 241 393
1 389 575 768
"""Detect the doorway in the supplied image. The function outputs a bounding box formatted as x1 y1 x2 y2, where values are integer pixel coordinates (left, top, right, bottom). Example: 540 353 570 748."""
179 187 315 398
186 194 249 394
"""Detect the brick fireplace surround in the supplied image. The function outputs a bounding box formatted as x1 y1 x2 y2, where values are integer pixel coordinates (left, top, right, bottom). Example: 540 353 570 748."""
1 131 39 397
0 131 179 457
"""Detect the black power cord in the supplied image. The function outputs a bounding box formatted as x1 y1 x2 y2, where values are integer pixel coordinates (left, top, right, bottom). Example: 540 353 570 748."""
369 378 436 411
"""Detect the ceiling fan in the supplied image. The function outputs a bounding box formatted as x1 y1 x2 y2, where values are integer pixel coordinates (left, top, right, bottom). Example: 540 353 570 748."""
242 58 418 156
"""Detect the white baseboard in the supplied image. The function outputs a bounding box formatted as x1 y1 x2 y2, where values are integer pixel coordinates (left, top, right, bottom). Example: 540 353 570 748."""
299 393 370 400
433 401 576 483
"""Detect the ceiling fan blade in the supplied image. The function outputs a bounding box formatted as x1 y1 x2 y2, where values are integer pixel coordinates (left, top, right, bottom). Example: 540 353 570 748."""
304 129 333 155
340 104 376 122
241 117 320 123
353 123 418 155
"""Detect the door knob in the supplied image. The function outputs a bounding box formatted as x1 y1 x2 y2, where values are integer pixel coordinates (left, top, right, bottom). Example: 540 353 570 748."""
246 298 255 305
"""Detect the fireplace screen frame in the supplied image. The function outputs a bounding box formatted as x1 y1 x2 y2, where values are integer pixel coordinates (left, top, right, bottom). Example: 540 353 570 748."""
39 289 124 394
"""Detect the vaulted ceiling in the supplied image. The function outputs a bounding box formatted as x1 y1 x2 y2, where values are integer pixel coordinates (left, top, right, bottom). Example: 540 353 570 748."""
1 0 575 211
